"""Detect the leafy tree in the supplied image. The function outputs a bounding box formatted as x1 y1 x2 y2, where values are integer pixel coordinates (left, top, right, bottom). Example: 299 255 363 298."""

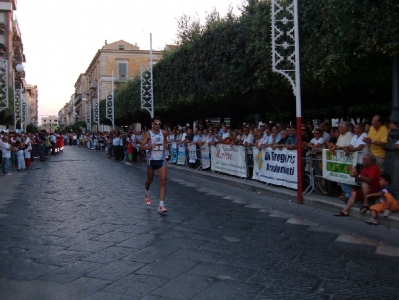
26 123 39 133
112 0 399 125
0 86 15 125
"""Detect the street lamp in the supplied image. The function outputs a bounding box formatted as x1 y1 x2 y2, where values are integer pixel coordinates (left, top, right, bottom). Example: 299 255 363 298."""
15 63 24 73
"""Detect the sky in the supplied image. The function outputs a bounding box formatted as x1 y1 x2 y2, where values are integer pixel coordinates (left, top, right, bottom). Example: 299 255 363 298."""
16 0 246 119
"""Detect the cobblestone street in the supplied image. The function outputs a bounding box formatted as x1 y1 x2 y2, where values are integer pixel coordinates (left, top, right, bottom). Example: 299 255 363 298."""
1 146 399 300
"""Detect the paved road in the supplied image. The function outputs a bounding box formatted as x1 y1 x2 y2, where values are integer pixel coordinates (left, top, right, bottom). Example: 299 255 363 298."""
1 146 398 300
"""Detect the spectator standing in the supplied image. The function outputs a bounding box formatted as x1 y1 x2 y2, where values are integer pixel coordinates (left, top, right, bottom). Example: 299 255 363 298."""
319 122 331 143
1 136 11 175
346 123 368 171
306 129 325 150
286 127 297 150
362 114 388 172
112 134 121 161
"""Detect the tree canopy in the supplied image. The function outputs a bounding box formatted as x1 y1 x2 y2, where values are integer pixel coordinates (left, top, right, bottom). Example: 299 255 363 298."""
112 0 399 127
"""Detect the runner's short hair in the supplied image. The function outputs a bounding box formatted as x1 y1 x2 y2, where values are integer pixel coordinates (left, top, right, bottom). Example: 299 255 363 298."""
152 116 161 122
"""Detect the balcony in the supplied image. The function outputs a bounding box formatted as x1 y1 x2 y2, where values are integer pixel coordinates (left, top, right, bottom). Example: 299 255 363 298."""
116 74 127 82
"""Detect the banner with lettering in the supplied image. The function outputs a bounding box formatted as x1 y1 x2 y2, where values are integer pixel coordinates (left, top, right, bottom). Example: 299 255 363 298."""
177 144 186 165
322 149 357 184
210 144 247 178
252 147 298 189
201 144 210 169
171 142 178 163
188 144 197 163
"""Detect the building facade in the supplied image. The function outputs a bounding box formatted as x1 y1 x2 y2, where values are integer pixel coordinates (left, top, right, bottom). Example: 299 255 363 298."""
40 115 58 132
0 1 38 131
62 40 162 131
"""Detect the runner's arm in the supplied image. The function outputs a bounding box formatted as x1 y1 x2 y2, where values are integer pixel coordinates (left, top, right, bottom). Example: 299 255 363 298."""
139 132 152 151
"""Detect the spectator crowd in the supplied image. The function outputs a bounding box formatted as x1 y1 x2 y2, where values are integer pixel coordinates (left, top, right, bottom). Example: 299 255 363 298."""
1 114 399 225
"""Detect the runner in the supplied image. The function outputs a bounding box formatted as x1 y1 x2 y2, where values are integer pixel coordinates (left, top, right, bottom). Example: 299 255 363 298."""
139 116 168 214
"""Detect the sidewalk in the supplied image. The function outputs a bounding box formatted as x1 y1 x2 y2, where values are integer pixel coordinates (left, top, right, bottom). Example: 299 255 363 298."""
167 164 399 229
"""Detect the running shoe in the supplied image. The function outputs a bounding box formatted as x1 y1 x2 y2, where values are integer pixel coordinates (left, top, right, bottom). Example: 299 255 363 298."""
365 218 378 225
145 195 151 205
158 206 168 213
383 209 391 217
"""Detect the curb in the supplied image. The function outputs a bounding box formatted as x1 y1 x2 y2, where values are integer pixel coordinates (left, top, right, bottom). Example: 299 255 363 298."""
167 163 399 229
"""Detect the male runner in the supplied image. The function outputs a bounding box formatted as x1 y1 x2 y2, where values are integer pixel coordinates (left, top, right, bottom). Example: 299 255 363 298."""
139 116 168 213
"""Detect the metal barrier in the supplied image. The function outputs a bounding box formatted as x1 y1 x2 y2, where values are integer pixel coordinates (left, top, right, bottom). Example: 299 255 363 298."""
166 144 334 196
302 149 334 196
245 147 254 179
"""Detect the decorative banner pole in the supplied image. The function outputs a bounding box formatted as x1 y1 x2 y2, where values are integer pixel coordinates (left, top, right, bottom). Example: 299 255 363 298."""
111 71 114 130
0 60 8 111
271 0 303 203
93 84 100 132
21 91 27 131
13 77 22 131
140 33 154 118
105 84 114 130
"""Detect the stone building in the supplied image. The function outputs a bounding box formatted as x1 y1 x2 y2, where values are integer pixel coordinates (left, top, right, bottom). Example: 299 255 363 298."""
40 115 58 132
0 1 38 131
63 40 162 131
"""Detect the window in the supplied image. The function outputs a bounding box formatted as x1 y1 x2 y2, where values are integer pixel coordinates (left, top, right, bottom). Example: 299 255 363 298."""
118 62 127 81
54 120 57 123
44 120 46 122
49 119 52 122
119 45 124 50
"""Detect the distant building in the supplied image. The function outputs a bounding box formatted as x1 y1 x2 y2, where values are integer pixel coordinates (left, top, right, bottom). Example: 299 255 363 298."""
40 115 58 132
164 44 179 51
63 40 163 130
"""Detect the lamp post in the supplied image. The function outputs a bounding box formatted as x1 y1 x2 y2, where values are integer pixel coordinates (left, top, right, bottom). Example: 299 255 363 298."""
271 0 303 203
83 91 91 132
141 33 154 118
385 55 399 196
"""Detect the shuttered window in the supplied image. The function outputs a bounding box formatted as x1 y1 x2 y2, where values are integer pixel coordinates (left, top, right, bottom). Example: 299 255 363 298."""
118 62 127 81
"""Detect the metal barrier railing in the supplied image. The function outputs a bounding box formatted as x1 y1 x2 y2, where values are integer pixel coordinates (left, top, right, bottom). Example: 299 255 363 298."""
164 144 335 196
302 149 334 196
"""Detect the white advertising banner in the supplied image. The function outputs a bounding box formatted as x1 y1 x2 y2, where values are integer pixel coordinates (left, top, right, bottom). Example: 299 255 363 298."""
252 147 298 189
210 144 247 178
201 144 210 169
177 144 186 165
188 144 197 163
322 149 357 184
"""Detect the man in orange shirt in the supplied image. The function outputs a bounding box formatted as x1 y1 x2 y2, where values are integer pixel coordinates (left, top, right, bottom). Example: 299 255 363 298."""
362 115 388 172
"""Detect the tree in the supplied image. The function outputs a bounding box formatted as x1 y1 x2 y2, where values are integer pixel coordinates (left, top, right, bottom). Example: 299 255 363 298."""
113 0 399 124
0 86 15 125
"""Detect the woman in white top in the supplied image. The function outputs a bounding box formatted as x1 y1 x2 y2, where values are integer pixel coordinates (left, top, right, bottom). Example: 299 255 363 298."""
307 129 325 150
175 129 182 143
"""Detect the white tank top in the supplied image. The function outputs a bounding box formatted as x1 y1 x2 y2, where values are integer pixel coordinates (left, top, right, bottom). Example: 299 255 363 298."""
148 130 165 161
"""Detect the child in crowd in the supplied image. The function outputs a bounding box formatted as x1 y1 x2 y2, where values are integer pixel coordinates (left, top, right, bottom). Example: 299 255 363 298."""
127 139 133 165
365 174 398 225
24 140 32 169
15 141 26 171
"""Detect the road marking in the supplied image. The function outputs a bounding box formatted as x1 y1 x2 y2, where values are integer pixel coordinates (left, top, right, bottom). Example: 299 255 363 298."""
375 242 399 257
286 218 319 227
335 234 379 246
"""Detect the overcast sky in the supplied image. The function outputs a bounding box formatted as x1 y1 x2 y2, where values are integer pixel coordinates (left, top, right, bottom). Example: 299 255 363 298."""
16 0 245 118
